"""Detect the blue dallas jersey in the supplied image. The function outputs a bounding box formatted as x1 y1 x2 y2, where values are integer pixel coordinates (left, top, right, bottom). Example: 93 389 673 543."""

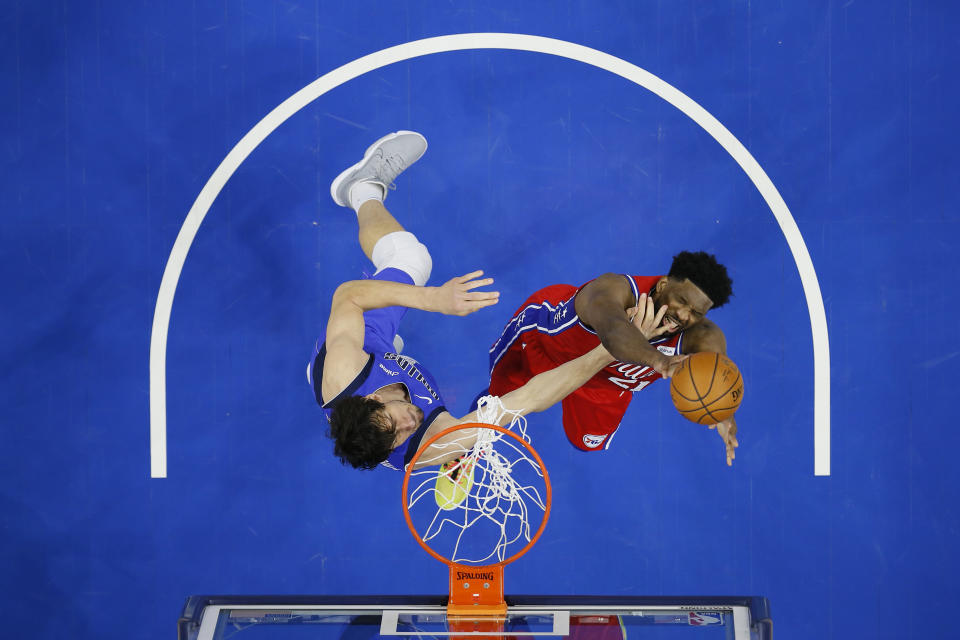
308 342 448 471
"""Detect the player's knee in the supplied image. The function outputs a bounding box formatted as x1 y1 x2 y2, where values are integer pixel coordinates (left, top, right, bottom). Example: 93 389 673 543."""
371 231 432 286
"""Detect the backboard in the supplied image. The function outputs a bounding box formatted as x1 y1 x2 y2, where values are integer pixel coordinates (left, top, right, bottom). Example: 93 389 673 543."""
178 595 772 640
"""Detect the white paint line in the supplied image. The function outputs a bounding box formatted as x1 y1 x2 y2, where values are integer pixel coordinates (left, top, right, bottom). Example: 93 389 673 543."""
150 33 830 477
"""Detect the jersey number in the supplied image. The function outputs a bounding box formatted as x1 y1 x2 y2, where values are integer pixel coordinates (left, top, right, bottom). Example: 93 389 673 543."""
608 377 653 392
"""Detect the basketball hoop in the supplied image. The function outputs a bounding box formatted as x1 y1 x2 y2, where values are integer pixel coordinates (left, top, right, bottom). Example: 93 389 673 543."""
401 400 552 620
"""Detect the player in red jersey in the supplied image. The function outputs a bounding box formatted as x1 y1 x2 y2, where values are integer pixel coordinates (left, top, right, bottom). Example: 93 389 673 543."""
488 252 739 465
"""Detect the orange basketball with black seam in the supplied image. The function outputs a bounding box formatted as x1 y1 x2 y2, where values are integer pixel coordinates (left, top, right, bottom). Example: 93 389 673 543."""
670 352 744 424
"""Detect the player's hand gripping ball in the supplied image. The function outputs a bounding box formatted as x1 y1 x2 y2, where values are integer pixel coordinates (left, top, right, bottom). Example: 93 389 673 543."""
670 352 744 424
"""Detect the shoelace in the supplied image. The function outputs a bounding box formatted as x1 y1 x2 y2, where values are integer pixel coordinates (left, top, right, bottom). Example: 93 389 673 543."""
376 152 405 191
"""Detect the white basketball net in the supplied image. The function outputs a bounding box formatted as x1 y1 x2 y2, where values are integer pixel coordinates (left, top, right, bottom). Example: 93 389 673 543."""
406 395 548 565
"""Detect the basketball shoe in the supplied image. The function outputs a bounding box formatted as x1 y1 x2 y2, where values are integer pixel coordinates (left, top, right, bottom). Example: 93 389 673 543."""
330 130 428 207
434 456 476 511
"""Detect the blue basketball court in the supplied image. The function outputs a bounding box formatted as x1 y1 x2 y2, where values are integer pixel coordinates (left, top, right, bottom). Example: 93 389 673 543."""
2 2 957 638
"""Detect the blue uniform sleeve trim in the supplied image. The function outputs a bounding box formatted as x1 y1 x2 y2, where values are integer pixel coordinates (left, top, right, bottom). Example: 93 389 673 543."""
313 343 375 409
623 273 640 307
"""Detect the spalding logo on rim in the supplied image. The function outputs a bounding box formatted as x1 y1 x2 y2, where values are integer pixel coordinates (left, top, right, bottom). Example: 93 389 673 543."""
582 434 607 448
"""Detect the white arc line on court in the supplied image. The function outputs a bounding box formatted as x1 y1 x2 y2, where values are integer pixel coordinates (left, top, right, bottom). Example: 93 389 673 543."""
150 33 830 478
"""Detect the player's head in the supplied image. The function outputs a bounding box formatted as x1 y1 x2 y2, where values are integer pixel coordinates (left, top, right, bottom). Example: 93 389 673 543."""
667 251 733 307
328 396 395 469
654 251 733 332
327 394 425 469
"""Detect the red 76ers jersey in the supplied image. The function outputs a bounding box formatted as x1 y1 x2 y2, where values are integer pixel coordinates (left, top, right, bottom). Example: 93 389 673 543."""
488 274 683 396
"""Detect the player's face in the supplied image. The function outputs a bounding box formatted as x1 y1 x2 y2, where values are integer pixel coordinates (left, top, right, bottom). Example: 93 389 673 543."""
653 277 713 334
379 400 425 448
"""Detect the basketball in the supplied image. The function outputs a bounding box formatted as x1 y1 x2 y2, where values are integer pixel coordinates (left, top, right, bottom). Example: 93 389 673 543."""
670 352 744 424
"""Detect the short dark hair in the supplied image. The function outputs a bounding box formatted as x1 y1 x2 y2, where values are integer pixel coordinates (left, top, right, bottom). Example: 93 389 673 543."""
668 251 733 308
328 396 396 470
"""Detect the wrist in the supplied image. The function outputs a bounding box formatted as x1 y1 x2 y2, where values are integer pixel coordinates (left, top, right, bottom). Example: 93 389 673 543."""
589 343 613 365
423 286 441 313
655 352 670 371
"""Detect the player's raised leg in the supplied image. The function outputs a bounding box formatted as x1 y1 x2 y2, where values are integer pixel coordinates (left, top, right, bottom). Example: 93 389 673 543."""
328 131 432 356
330 130 428 263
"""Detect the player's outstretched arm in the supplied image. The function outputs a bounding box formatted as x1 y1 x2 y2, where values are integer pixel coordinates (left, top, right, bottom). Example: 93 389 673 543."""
321 272 499 402
576 273 684 378
485 296 665 422
414 344 615 468
494 342 613 417
331 271 499 318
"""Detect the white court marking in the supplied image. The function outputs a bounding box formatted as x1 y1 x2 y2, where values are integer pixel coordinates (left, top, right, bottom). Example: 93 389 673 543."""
150 33 830 478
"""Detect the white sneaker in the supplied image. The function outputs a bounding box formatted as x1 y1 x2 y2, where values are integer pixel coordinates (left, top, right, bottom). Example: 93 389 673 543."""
330 131 428 208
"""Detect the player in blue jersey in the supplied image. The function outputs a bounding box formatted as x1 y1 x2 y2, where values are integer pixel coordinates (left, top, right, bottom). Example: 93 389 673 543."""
309 131 640 472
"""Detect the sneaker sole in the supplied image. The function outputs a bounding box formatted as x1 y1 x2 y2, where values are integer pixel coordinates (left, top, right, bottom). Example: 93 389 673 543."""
434 457 475 511
329 130 428 207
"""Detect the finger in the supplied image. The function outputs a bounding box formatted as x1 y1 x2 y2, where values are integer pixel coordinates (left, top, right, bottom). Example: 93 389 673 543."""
708 424 716 430
466 291 500 301
463 281 495 293
636 293 647 310
458 270 484 282
670 361 685 378
463 278 495 291
663 361 681 379
637 293 653 320
645 295 658 322
470 298 500 310
652 300 665 322
647 306 669 336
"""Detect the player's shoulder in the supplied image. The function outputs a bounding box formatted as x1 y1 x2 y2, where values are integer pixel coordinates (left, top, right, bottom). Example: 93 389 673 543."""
682 318 726 353
689 317 720 332
627 273 664 291
582 272 631 287
575 273 643 327
320 341 372 404
577 272 636 302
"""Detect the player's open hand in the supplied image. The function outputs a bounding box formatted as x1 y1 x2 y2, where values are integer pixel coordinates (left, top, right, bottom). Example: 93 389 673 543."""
433 270 500 316
627 293 671 339
709 418 738 467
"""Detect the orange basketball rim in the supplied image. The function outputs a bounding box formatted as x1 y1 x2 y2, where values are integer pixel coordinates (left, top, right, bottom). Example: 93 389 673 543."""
401 422 552 618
